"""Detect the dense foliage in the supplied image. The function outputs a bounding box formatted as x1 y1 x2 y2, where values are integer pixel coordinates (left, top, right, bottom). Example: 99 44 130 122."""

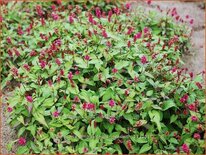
0 1 205 154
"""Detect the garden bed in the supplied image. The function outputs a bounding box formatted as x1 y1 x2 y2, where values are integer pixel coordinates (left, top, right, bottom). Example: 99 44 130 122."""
2 2 205 153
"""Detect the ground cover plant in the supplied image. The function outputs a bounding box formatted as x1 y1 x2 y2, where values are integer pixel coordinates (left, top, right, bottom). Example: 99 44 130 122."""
0 1 205 154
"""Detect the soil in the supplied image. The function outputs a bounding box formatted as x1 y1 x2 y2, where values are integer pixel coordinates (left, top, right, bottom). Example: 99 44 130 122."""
0 1 205 154
150 1 205 74
1 90 17 154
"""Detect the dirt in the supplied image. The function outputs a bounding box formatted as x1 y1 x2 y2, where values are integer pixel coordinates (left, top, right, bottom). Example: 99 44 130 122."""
133 1 205 74
150 1 205 74
1 1 205 154
1 90 17 154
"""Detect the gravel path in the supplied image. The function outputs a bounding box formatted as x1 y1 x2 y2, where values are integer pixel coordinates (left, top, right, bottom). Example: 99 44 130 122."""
131 1 205 74
1 1 205 154
1 90 17 154
150 1 205 74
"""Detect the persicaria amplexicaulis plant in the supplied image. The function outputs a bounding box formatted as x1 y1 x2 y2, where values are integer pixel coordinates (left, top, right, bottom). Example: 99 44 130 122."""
1 1 205 154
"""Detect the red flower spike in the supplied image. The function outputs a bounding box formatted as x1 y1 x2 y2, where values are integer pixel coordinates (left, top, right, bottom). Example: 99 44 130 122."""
125 89 129 96
109 100 115 107
41 18 45 26
133 32 142 42
102 30 108 38
182 143 189 153
74 96 80 103
18 137 26 146
69 16 74 24
127 40 131 48
143 27 149 34
180 94 188 103
95 7 101 18
84 55 90 61
195 82 202 89
6 37 12 44
36 5 43 17
83 148 88 153
108 10 113 22
141 55 147 64
7 107 13 112
48 80 53 87
109 117 115 124
112 68 118 74
188 103 196 111
193 133 200 139
23 64 30 71
191 115 198 122
40 60 46 69
147 0 152 5
125 3 131 9
190 19 194 25
60 69 64 76
0 16 3 22
71 104 76 111
26 96 33 103
51 4 56 11
126 140 133 150
55 58 61 66
51 12 59 20
11 67 18 76
53 111 59 117
68 72 73 80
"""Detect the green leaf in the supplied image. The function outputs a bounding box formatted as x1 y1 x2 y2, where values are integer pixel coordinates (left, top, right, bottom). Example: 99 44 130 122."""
27 125 36 137
139 144 152 154
66 146 75 153
102 88 113 101
78 141 87 153
73 130 82 139
42 98 54 107
169 138 178 144
87 120 96 136
159 134 167 144
110 132 120 139
90 96 99 104
152 105 162 110
123 113 134 125
67 85 79 94
75 57 88 68
87 125 92 136
7 141 15 151
89 139 99 150
8 95 21 107
32 110 48 128
115 60 129 70
65 61 73 70
103 122 114 134
144 72 154 79
79 91 90 102
170 115 178 124
113 144 122 154
146 90 153 96
17 115 25 125
30 141 41 153
147 79 155 87
136 137 148 144
149 110 162 132
18 127 26 137
115 124 127 133
17 146 30 154
162 100 176 111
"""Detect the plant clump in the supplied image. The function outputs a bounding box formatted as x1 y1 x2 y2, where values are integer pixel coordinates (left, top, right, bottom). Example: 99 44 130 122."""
0 1 205 154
